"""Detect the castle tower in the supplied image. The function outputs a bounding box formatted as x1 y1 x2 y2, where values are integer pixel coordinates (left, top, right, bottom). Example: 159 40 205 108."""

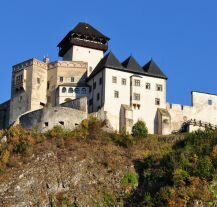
57 22 110 76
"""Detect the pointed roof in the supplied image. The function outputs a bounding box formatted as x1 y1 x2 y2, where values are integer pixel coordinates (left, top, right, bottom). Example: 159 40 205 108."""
71 22 110 40
122 56 143 73
88 52 123 79
143 59 167 79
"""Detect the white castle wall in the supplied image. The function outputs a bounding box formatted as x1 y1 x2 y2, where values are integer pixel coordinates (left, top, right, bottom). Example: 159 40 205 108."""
166 91 217 133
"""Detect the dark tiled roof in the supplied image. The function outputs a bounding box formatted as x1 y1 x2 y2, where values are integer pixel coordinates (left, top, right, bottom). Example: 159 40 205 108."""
122 56 144 73
88 52 123 80
143 59 167 79
72 22 110 40
87 53 167 81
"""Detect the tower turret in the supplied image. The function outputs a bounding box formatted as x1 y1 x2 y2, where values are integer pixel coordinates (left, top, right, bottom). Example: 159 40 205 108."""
57 22 110 75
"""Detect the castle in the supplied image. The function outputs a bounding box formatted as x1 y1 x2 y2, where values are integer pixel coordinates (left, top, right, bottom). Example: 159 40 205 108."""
1 22 217 134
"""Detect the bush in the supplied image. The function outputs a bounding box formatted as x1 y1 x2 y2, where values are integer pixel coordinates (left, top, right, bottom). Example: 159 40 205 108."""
132 121 148 138
173 169 189 186
121 172 138 189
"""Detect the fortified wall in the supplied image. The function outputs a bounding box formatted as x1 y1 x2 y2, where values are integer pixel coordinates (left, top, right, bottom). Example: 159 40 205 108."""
158 91 217 134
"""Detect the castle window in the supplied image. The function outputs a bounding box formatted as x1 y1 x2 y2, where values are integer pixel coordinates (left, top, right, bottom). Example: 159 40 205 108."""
44 122 49 127
114 90 119 98
59 77 63 82
146 83 151 89
75 88 80 94
37 78 40 84
97 93 100 100
89 66 93 73
122 78 126 85
81 88 87 94
40 102 45 107
89 99 93 105
99 77 102 85
93 82 96 89
62 87 67 93
71 77 75 82
134 79 140 86
155 98 160 105
59 121 64 126
137 104 140 110
112 76 117 83
134 93 140 101
68 87 73 93
208 99 213 105
156 84 163 91
47 81 50 90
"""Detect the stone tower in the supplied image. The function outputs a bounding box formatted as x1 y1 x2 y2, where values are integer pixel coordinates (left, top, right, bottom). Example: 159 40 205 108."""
57 22 110 76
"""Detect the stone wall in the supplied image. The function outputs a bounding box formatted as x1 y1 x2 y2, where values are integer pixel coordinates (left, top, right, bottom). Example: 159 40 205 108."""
60 97 88 112
19 107 87 132
0 100 10 129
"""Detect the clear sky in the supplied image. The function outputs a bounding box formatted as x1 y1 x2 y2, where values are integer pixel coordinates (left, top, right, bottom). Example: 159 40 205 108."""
0 0 217 105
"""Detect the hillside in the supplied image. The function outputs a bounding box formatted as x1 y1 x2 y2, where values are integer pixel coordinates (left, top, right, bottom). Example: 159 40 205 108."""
0 119 217 207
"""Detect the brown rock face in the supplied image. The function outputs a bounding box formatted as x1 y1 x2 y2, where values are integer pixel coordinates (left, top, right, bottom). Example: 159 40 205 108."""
0 139 134 207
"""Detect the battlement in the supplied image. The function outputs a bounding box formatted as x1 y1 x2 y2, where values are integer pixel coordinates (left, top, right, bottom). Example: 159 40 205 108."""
166 103 193 111
13 58 47 72
48 61 87 70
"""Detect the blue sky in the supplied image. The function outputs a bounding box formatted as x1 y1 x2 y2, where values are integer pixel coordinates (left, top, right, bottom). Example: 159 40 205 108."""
0 0 217 105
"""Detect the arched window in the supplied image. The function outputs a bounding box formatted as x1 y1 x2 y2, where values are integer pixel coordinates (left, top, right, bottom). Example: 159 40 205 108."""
68 87 73 93
75 88 80 94
62 87 66 93
81 88 87 94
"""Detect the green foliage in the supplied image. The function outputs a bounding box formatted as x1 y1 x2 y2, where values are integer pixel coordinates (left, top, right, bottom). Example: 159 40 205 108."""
195 156 213 179
132 121 148 138
173 169 189 186
121 172 138 188
13 141 28 154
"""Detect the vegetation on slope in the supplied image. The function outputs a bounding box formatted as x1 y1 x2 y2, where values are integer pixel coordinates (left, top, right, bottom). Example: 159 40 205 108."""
0 118 217 206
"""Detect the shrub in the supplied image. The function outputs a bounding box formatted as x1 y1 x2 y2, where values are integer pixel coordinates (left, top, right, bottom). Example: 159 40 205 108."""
173 169 189 186
121 172 138 189
132 121 148 138
195 156 213 179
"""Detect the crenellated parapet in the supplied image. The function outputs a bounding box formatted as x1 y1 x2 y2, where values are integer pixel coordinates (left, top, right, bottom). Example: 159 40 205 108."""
48 61 87 70
13 58 47 72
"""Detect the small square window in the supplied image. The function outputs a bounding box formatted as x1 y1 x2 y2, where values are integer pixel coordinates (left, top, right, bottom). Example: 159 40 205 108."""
114 90 119 98
93 82 96 89
208 99 213 105
122 78 126 85
71 77 75 82
146 83 151 89
37 78 40 84
112 76 117 83
156 84 163 91
97 93 100 100
99 77 102 85
59 77 63 82
134 93 140 101
155 98 160 105
89 99 93 105
134 79 140 86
